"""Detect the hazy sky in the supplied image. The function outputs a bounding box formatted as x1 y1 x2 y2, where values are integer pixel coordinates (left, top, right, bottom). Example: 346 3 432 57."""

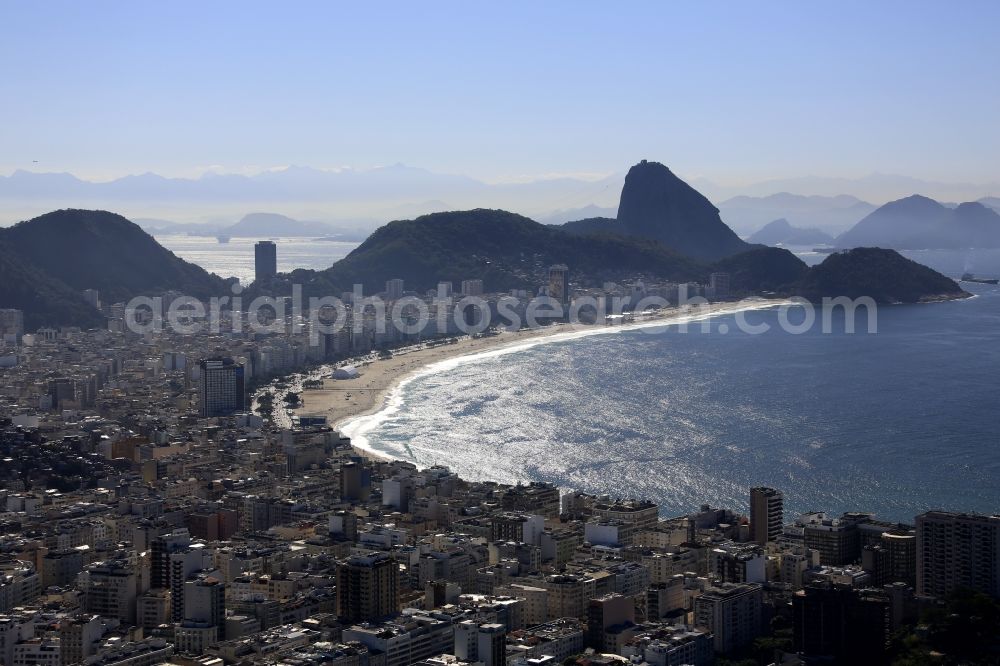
2 1 998 184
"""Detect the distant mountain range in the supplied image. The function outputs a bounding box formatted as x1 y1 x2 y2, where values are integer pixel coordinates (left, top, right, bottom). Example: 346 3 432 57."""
222 213 340 238
0 164 483 203
740 193 1000 251
538 204 618 226
0 162 970 327
0 165 623 230
748 219 835 246
719 193 876 236
836 195 1000 249
3 165 998 231
701 173 1000 204
133 212 372 240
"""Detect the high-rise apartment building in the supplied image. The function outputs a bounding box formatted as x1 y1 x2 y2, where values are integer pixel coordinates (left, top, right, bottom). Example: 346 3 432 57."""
254 240 277 283
709 272 731 298
340 461 371 502
336 552 400 623
646 577 687 621
693 583 763 654
78 558 138 625
455 621 507 666
491 513 545 545
586 594 635 651
58 614 104 665
385 278 404 300
592 499 659 532
750 487 784 545
793 583 891 663
183 574 226 638
82 289 101 309
548 264 568 303
198 358 246 417
0 309 24 339
170 551 215 622
916 510 1000 598
477 623 506 666
862 531 917 587
150 529 191 590
460 279 484 297
801 512 869 565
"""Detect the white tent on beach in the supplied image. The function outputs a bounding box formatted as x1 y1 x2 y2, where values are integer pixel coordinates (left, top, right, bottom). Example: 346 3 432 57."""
332 365 359 380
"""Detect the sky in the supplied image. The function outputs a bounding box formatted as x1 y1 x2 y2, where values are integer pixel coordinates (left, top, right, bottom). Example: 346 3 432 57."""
1 1 998 185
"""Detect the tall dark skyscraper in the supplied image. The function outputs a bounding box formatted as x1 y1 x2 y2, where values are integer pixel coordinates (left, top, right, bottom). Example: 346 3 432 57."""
750 487 784 545
548 264 568 303
336 552 399 623
150 529 191 589
198 358 246 417
916 511 1000 599
793 584 891 663
254 240 277 283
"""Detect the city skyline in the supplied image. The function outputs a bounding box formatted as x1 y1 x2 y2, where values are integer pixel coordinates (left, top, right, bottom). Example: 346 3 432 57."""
0 4 997 664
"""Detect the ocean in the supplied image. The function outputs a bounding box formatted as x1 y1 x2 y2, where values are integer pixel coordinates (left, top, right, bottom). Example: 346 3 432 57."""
342 286 999 523
163 236 1000 522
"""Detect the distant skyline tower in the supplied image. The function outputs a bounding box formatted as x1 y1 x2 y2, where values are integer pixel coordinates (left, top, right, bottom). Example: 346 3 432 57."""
750 486 784 545
82 288 101 309
198 357 245 417
710 272 731 299
0 309 24 339
548 264 568 302
254 240 277 283
385 278 404 300
460 279 483 297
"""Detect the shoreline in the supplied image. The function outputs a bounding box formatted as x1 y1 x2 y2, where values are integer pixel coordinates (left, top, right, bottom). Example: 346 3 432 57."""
292 299 794 463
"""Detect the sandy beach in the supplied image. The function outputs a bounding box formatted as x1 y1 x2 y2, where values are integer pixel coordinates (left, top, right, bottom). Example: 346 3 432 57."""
291 301 788 452
291 319 587 432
